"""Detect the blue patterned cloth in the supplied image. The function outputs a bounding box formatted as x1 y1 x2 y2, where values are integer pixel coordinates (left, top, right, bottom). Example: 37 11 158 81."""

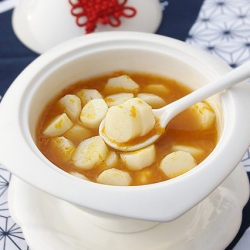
0 0 250 249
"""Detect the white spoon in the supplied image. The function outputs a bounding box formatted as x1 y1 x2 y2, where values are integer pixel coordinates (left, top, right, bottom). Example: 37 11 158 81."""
99 61 250 151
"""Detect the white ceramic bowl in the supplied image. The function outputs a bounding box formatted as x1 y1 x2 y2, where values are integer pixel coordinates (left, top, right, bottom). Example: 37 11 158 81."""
1 32 250 222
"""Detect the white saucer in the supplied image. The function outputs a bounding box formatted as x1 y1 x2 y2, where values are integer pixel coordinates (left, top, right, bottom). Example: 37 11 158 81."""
8 163 249 250
12 0 162 54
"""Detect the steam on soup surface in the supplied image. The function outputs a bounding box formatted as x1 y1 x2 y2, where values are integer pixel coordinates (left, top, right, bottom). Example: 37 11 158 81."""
36 71 218 186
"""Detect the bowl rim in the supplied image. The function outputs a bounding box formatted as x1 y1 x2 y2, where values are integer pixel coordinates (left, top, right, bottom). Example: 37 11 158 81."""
1 31 250 221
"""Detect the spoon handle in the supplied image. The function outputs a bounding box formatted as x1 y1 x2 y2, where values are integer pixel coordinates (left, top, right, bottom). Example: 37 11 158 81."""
160 60 250 125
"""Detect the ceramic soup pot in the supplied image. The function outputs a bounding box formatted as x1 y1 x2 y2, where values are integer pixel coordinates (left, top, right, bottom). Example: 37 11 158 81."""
1 32 250 225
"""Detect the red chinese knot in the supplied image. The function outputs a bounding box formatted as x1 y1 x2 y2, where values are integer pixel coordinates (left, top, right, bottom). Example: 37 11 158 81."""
69 0 137 34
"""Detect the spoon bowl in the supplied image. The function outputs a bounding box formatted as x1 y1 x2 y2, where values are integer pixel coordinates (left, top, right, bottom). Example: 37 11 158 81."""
100 60 250 151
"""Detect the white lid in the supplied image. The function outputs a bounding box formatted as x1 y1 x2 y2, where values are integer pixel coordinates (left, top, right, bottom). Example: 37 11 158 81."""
12 0 162 53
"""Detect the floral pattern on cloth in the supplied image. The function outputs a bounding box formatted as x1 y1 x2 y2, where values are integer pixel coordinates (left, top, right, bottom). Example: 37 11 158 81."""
185 0 250 175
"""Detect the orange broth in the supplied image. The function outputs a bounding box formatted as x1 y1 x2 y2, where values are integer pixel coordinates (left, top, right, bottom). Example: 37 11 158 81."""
36 71 218 185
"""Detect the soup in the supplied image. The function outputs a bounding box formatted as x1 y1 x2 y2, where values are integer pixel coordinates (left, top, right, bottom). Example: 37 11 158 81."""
36 72 218 186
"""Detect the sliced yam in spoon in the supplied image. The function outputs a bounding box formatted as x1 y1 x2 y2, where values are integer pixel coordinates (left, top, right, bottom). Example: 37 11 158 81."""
104 98 155 143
